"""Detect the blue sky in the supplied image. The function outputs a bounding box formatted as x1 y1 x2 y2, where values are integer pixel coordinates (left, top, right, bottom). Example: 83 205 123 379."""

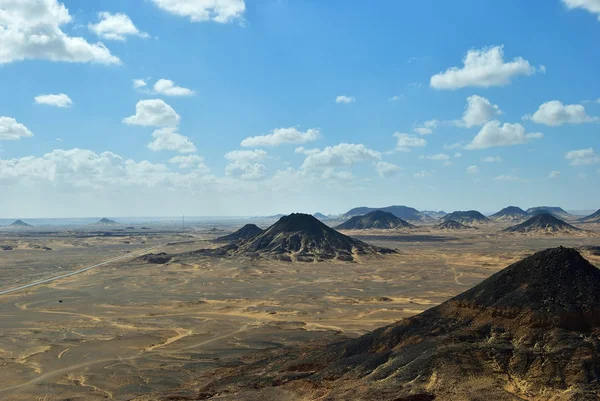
0 0 599 217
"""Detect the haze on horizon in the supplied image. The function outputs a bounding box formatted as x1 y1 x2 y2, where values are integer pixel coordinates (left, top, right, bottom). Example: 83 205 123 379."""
0 0 599 218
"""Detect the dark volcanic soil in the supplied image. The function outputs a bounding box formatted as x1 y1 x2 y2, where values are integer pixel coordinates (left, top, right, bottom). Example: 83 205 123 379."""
214 224 263 242
336 210 416 230
503 213 582 235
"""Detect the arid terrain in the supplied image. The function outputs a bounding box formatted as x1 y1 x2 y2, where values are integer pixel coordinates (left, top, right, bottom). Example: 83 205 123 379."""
0 219 599 400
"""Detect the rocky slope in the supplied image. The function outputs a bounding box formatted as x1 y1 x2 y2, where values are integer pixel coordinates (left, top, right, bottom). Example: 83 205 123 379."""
191 247 600 400
434 219 477 230
442 210 490 225
342 206 426 222
579 209 600 223
489 206 529 221
503 213 582 235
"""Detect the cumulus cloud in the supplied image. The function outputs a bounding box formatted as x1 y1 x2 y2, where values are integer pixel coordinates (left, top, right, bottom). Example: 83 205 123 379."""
294 147 321 156
224 149 267 162
467 165 479 175
88 12 149 41
394 133 427 152
0 148 216 190
123 99 180 127
336 95 355 104
524 100 598 126
375 161 402 177
481 156 502 162
322 168 354 181
0 117 34 140
151 0 246 23
562 0 600 20
565 148 600 166
169 154 208 170
153 79 195 97
225 162 267 180
0 0 120 65
420 153 450 161
454 152 463 158
413 120 438 135
430 46 537 90
147 127 196 153
34 93 73 108
549 170 561 179
466 120 543 149
241 127 320 147
301 143 381 170
133 79 147 89
460 95 502 127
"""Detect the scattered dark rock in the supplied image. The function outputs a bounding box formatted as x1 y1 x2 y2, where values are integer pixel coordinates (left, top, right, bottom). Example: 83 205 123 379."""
489 206 528 221
503 213 582 235
1 246 13 251
434 219 477 230
138 253 172 264
442 210 489 225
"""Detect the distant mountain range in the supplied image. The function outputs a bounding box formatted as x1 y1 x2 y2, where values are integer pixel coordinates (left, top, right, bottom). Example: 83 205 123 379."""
579 209 600 223
489 206 529 221
341 205 426 221
526 206 574 220
335 210 416 230
8 219 32 228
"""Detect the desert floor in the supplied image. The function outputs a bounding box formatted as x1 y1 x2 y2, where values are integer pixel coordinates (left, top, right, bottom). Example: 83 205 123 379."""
0 222 598 400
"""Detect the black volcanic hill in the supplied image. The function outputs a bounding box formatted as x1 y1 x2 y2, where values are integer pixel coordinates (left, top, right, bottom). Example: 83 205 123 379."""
95 218 119 226
193 213 396 262
335 210 416 230
580 209 600 223
342 205 425 221
214 224 263 243
9 219 32 227
503 213 582 235
434 219 477 230
194 248 600 400
442 210 490 225
527 206 573 220
489 206 528 221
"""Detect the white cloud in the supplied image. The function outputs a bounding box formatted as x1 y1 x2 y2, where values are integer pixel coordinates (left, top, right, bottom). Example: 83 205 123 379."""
133 79 147 89
88 12 149 41
375 161 402 177
301 143 381 169
467 165 479 175
454 152 463 158
495 175 528 182
322 168 354 181
123 99 180 127
0 148 214 189
0 0 120 65
169 154 208 170
153 79 195 97
597 98 600 104
562 0 600 20
225 162 267 180
466 120 543 149
481 156 502 163
151 0 246 23
414 170 433 179
34 93 73 108
460 95 502 127
565 148 600 166
421 153 450 161
390 95 403 101
147 127 196 153
430 46 536 90
524 100 598 126
336 95 355 104
413 120 438 135
549 170 561 179
224 149 267 162
394 133 427 152
241 127 320 147
294 147 320 156
444 142 464 149
0 117 34 140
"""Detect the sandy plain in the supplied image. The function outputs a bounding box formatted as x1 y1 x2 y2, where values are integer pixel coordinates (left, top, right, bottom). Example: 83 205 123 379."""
0 221 598 400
